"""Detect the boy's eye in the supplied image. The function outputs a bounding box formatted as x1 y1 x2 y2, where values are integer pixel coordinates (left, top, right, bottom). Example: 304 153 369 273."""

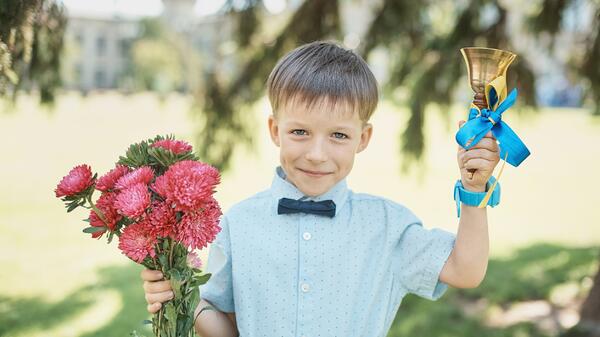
291 129 307 136
332 132 348 139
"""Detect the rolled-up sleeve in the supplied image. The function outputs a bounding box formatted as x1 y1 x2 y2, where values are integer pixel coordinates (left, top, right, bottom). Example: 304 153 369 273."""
200 216 235 312
390 206 456 301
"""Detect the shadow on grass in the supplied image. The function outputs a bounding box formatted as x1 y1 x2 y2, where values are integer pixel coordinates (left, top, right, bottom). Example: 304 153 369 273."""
0 243 597 337
0 264 152 337
388 243 599 337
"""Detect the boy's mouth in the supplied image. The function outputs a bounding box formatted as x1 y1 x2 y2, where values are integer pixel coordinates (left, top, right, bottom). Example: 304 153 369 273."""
297 168 332 177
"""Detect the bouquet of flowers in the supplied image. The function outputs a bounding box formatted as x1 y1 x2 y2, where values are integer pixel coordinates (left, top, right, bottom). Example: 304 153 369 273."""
55 135 222 337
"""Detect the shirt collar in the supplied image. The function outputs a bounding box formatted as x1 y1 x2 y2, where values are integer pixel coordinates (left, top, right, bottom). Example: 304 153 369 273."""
270 166 349 216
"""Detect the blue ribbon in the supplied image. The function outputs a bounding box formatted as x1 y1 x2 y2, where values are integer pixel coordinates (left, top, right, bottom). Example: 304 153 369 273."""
455 88 530 167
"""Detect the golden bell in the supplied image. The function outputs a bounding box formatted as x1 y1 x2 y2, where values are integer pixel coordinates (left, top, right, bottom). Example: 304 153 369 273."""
460 47 516 109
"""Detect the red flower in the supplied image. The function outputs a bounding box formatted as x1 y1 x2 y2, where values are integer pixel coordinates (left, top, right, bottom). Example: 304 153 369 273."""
174 197 222 250
151 139 193 154
152 160 220 212
115 166 154 190
96 165 130 192
145 200 177 238
114 183 150 218
118 221 157 263
55 164 94 197
88 192 123 238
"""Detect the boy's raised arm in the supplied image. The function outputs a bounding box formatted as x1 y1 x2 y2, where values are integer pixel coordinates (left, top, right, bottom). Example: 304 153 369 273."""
439 204 489 288
439 120 499 289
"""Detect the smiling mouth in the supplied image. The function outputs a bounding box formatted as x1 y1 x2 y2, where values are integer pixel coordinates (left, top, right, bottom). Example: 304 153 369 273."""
298 168 332 177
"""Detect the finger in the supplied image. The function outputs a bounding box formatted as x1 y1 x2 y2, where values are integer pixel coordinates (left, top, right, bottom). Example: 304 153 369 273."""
458 120 466 129
145 290 174 305
141 269 164 282
143 280 172 293
461 148 500 164
482 130 496 139
464 157 495 170
469 138 499 152
147 302 162 314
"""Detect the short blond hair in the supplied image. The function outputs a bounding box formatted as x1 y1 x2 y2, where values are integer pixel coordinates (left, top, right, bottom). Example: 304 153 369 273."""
267 41 379 122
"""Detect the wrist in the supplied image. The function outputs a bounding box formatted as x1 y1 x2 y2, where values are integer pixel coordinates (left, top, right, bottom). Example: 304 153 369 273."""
461 181 485 192
453 177 501 217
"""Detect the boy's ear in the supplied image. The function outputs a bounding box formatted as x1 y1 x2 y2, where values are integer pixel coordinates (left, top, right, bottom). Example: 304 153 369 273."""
356 123 373 154
268 114 280 147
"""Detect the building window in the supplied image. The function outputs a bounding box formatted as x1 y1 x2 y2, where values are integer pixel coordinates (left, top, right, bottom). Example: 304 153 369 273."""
119 39 130 58
96 36 106 56
95 70 105 88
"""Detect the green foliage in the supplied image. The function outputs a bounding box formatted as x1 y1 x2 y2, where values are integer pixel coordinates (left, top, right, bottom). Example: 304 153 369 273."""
149 239 211 337
0 0 66 103
117 135 197 172
122 18 201 94
130 38 185 93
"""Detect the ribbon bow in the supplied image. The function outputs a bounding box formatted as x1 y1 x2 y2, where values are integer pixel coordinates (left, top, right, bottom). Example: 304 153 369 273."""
456 76 530 167
455 76 531 208
278 198 336 218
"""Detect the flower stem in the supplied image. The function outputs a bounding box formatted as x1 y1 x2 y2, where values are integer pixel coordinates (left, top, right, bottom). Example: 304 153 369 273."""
86 194 108 225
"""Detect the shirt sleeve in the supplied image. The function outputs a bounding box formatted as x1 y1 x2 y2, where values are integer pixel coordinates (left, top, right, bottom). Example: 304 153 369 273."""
199 215 235 312
390 205 456 301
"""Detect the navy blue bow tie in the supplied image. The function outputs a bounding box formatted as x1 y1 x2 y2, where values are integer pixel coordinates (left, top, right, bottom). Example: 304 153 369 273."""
277 198 336 218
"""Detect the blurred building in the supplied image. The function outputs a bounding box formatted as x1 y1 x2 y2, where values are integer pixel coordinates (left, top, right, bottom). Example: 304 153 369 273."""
62 0 235 92
64 15 138 91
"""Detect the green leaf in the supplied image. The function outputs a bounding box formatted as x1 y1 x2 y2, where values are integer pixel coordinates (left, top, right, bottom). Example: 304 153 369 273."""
164 302 177 335
158 253 169 268
196 273 211 285
82 226 106 234
117 140 151 168
66 201 80 212
169 269 183 300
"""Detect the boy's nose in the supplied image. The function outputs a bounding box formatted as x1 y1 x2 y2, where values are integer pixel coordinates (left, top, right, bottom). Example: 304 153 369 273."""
305 140 328 163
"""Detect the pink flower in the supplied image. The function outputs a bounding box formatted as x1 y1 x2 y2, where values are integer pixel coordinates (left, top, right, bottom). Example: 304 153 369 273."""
151 139 193 154
152 160 220 212
96 165 130 192
118 221 157 263
89 192 122 238
115 166 154 190
174 197 222 250
187 251 203 269
55 164 95 197
114 183 150 218
145 200 177 238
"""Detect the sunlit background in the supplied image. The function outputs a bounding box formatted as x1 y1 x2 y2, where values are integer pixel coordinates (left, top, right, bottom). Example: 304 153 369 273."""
1 0 599 336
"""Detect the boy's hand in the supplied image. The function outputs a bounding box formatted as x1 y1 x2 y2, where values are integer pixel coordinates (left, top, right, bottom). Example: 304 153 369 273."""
141 269 174 314
457 120 500 192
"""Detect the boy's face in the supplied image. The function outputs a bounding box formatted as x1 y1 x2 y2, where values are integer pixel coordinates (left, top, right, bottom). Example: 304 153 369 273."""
268 98 373 197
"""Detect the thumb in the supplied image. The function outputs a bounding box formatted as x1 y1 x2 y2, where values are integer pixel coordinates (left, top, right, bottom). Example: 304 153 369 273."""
458 120 466 129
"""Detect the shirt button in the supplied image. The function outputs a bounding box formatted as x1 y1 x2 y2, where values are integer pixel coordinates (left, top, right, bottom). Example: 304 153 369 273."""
302 232 311 240
301 283 310 292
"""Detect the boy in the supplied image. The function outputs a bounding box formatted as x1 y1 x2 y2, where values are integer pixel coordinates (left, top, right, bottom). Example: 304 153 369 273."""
141 41 500 337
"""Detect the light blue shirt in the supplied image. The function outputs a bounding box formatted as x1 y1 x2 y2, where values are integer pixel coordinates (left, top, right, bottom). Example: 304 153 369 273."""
200 167 456 337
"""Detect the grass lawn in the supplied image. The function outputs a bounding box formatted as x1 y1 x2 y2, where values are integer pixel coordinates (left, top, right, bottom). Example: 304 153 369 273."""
1 92 599 336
